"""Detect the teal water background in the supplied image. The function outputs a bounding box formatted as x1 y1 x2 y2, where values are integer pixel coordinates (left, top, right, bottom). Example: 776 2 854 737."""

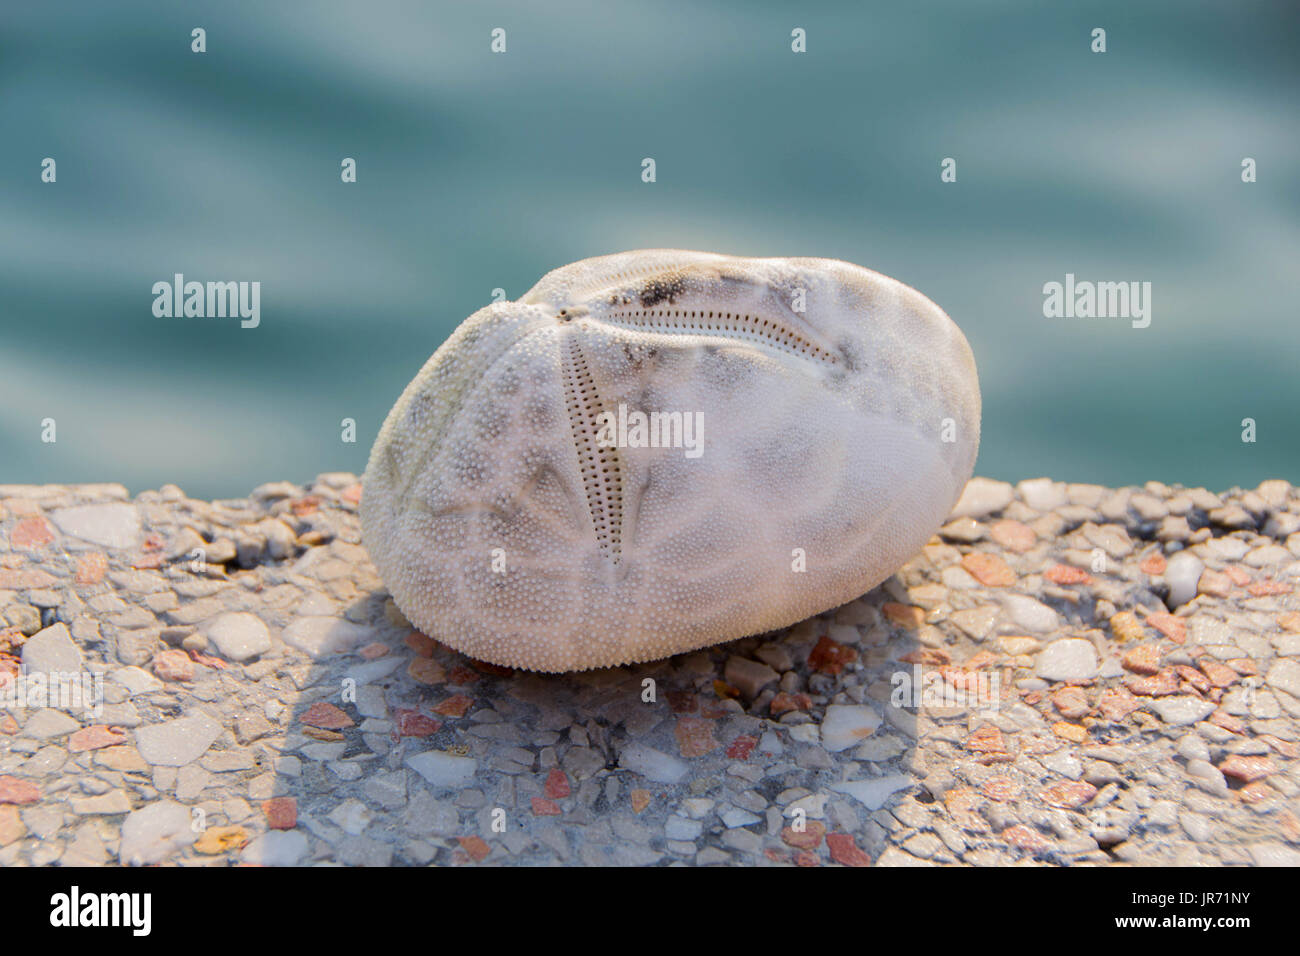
2 1 1297 500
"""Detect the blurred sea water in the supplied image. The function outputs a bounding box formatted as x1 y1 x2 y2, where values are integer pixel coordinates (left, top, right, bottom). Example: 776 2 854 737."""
1 1 1297 499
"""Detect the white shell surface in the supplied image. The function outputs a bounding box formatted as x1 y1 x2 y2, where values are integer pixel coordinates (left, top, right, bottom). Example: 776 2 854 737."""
361 250 980 672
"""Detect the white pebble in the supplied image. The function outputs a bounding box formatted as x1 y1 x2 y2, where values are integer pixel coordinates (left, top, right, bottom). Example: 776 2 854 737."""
1000 594 1060 634
1035 638 1098 681
789 724 821 745
1163 551 1204 608
1265 659 1300 699
281 616 373 658
1149 696 1216 726
951 478 1014 518
111 666 164 696
133 712 222 766
820 704 882 752
327 798 372 835
1249 843 1300 867
1017 477 1067 512
242 830 309 866
50 503 142 549
665 816 703 841
405 750 478 789
203 612 272 662
830 775 914 810
721 807 762 828
617 743 688 783
119 801 193 865
21 623 83 675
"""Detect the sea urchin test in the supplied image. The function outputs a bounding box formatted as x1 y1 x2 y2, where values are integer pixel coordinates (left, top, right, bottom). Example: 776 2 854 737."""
362 250 980 672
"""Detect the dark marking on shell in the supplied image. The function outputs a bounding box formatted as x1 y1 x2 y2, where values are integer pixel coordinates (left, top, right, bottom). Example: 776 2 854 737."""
639 274 688 308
